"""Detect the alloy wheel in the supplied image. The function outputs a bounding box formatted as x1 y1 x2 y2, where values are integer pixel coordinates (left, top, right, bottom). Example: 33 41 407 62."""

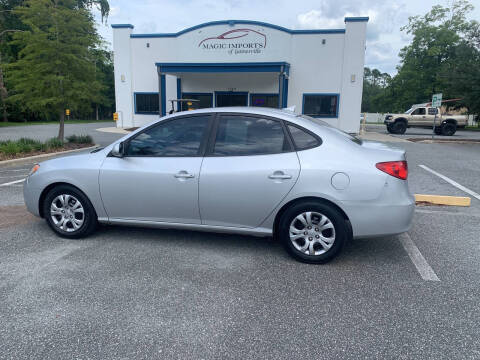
50 194 85 232
289 211 336 256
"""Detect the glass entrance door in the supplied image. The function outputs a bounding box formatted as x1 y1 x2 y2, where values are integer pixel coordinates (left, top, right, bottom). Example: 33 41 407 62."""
215 92 248 107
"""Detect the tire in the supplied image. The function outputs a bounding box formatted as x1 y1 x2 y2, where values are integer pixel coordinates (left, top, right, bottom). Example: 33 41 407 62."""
386 125 394 134
277 201 350 264
392 121 407 134
441 122 456 136
42 184 98 239
434 127 442 135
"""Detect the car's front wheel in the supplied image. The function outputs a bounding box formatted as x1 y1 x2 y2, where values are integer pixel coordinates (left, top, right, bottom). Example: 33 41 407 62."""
277 201 350 263
42 184 97 238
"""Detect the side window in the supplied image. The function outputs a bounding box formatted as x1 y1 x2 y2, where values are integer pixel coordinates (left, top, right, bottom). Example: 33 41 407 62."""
126 115 210 157
213 115 291 156
412 108 426 115
428 108 438 115
287 124 320 150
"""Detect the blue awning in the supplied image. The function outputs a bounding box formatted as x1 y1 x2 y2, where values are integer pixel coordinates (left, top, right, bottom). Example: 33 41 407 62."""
156 62 290 75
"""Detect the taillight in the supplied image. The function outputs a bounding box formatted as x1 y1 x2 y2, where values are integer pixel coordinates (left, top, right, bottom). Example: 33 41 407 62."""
376 161 408 180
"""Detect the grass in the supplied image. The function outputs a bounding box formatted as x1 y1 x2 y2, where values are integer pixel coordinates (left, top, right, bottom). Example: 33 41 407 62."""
465 125 480 131
0 135 93 158
0 119 113 127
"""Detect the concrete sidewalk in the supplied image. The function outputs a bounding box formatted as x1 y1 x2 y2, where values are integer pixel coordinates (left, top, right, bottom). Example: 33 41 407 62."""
358 131 410 143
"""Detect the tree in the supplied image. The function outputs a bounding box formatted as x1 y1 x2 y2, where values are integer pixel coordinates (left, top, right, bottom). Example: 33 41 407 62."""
362 0 480 115
7 0 104 140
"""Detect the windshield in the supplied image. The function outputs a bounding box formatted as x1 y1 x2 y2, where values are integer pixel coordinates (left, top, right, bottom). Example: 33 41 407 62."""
299 115 363 145
404 108 413 114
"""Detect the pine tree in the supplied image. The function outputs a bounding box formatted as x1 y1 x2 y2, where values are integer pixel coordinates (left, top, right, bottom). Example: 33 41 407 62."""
7 0 104 140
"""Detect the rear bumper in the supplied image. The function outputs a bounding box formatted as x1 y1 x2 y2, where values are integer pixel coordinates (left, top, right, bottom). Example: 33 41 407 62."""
342 180 415 238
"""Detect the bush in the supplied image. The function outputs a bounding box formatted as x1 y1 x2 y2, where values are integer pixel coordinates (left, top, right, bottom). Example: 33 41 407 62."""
66 134 93 144
45 137 64 149
0 141 21 155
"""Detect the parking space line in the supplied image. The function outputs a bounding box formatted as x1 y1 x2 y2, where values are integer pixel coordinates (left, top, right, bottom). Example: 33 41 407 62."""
416 208 480 218
419 164 480 201
0 179 25 187
399 233 440 282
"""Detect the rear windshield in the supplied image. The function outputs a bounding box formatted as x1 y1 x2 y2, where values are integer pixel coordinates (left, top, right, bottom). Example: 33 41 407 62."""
299 115 362 145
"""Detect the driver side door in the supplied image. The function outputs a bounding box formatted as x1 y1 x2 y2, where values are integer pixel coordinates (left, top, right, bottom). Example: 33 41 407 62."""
99 114 212 224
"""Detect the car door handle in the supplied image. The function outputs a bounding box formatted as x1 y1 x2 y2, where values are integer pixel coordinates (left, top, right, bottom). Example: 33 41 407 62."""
174 171 195 179
268 172 292 180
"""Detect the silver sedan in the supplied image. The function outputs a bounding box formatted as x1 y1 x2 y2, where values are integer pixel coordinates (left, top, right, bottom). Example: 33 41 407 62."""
23 107 415 263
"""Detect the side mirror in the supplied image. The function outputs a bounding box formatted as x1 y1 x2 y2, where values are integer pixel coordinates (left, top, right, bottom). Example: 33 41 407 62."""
111 142 124 158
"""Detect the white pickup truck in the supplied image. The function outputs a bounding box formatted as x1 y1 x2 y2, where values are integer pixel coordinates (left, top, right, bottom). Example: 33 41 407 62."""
384 105 468 136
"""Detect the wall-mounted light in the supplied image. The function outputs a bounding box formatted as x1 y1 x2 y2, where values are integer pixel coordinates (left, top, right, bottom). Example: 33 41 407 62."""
146 42 150 48
351 74 356 83
322 39 326 45
121 74 125 82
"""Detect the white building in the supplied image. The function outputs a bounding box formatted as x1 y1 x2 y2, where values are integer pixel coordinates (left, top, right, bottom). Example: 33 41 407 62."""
112 18 368 133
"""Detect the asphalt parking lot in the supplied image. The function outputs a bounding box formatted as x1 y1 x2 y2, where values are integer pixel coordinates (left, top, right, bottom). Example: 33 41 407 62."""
1 126 480 359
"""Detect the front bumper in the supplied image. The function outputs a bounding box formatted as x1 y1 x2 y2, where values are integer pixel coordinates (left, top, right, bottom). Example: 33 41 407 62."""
23 176 42 217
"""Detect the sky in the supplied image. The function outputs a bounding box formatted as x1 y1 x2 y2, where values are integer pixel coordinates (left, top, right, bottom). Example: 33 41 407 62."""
94 0 480 75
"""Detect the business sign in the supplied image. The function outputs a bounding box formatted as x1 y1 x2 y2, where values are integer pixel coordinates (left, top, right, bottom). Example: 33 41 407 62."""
198 28 267 55
432 93 442 107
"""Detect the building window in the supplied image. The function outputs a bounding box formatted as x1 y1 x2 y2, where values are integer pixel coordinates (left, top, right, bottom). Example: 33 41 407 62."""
182 93 213 111
250 94 279 108
135 93 159 114
302 94 339 118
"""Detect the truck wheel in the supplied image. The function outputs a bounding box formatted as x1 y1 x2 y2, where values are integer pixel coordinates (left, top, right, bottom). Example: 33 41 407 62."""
392 121 407 135
434 127 442 135
441 123 456 136
386 125 394 134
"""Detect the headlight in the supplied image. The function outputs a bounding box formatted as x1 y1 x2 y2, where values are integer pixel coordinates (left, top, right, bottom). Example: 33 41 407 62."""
29 164 40 176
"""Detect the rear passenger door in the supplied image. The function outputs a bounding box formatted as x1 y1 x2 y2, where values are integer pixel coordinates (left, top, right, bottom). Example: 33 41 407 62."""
198 114 300 228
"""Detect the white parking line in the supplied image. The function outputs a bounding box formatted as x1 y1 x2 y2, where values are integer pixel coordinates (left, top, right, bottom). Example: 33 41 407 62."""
399 233 440 282
0 178 25 187
419 164 480 201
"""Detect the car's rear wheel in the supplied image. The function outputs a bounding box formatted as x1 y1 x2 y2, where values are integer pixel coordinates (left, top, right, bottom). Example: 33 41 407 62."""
392 121 407 134
42 184 97 238
386 125 394 134
277 201 350 263
434 127 442 135
441 122 456 136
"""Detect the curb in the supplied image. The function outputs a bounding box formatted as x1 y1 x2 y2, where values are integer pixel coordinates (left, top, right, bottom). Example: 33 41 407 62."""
415 194 471 207
0 145 100 168
96 127 130 134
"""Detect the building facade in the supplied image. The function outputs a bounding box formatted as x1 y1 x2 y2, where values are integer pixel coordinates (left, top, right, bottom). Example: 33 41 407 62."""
112 18 368 132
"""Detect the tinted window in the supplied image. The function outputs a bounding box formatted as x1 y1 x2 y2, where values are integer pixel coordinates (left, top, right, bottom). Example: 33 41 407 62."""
181 94 212 111
288 124 320 150
213 115 290 156
126 116 209 156
428 108 438 115
303 94 338 117
135 93 159 114
251 94 279 108
412 108 426 115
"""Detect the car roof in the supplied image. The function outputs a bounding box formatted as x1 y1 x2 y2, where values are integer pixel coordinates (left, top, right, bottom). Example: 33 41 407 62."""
169 106 299 120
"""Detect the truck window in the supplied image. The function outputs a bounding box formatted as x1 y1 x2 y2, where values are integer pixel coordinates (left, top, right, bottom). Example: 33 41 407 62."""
428 108 438 115
412 108 426 115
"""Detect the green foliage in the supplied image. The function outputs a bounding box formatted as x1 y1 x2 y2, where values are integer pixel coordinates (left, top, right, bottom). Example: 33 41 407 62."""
7 0 103 117
66 134 93 144
363 0 480 115
45 137 64 149
1 0 114 125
